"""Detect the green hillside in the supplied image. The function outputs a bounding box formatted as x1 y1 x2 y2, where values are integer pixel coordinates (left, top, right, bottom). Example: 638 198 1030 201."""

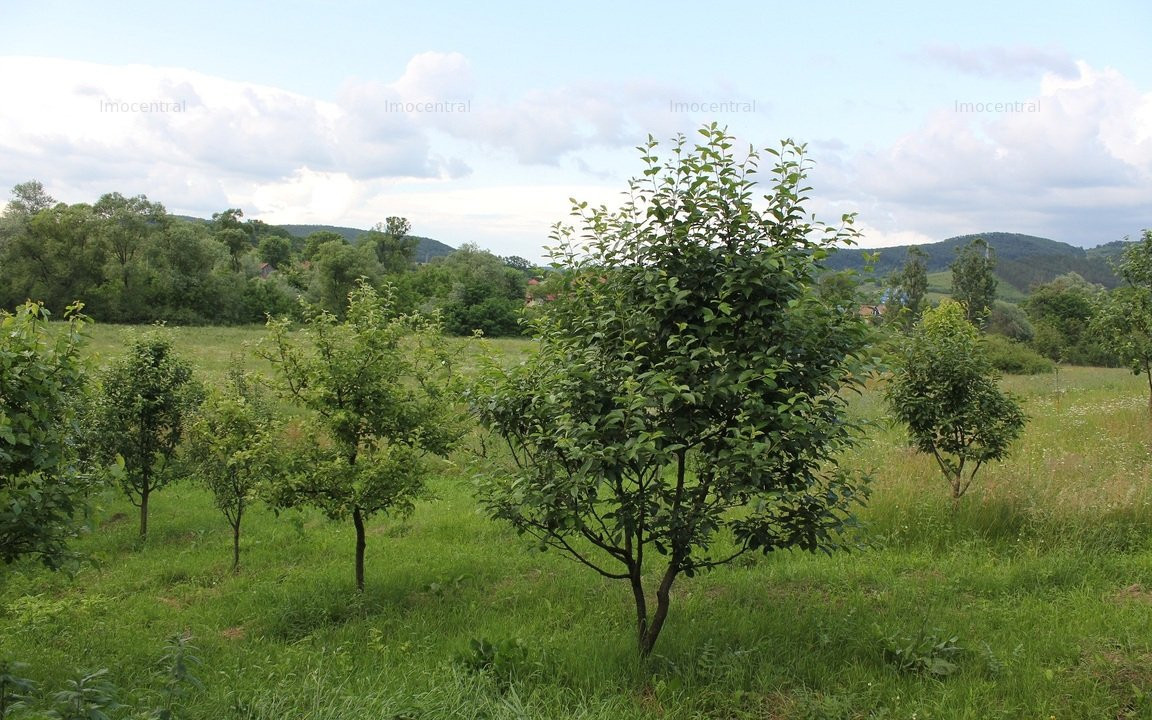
279 223 455 263
828 232 1124 294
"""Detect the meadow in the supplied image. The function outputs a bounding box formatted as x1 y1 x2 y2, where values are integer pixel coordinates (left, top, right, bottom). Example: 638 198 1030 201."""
2 324 1151 719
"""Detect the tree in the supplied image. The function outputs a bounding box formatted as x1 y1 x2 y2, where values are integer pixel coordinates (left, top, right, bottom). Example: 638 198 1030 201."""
185 368 280 571
258 235 292 269
3 180 55 219
1024 273 1107 364
885 301 1026 501
2 203 103 315
0 302 91 568
307 240 380 317
951 238 997 326
361 217 416 274
1094 230 1152 407
92 192 168 319
88 330 202 538
890 246 928 328
472 127 873 657
258 281 460 591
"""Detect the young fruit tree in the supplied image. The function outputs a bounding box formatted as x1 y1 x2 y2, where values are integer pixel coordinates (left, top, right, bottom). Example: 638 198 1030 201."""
885 300 1026 500
88 330 202 538
258 281 460 592
184 368 281 572
1093 229 1152 409
471 126 874 657
0 302 91 568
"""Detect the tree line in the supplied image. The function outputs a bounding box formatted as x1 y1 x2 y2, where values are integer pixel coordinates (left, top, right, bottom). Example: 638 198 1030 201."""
0 181 537 336
872 232 1152 376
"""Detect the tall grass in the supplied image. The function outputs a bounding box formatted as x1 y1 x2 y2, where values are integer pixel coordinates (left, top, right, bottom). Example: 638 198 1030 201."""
3 328 1151 718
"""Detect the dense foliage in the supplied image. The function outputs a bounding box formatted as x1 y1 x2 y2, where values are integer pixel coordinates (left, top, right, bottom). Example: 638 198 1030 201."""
0 302 91 568
474 127 874 656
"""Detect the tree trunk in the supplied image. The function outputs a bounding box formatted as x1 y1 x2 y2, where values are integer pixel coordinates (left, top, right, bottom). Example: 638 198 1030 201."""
638 561 679 657
139 486 149 538
1145 365 1151 412
231 522 241 573
629 566 649 656
353 506 366 592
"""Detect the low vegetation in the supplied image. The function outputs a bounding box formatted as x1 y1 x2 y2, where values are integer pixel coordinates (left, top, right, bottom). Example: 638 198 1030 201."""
2 325 1151 718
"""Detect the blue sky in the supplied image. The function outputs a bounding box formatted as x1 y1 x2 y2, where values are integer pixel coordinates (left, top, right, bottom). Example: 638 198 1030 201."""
2 0 1149 259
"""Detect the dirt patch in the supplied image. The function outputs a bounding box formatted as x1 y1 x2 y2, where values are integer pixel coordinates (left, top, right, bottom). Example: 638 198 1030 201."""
1112 584 1152 603
101 512 128 527
220 626 246 640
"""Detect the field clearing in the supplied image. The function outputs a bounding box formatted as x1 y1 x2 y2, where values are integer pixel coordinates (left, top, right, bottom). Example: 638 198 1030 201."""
3 325 1152 718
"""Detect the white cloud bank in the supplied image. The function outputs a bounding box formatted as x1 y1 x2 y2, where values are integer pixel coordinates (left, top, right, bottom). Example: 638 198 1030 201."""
0 53 1148 257
814 61 1152 247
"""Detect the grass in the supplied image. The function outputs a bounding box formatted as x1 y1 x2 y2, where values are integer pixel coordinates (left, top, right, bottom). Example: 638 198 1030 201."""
3 326 1152 718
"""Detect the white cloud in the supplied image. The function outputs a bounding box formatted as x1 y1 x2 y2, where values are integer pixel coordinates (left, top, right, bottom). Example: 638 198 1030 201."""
818 61 1152 246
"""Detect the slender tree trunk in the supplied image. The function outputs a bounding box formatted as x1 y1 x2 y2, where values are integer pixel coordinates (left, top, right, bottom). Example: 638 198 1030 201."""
1145 364 1151 412
139 486 149 538
629 565 648 656
231 522 241 573
639 561 680 657
353 506 366 592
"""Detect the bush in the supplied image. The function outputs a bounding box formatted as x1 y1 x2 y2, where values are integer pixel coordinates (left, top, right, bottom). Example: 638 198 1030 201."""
984 334 1054 374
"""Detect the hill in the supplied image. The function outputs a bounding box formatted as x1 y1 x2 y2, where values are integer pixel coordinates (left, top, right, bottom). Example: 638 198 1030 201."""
827 232 1124 295
278 224 455 263
169 216 457 263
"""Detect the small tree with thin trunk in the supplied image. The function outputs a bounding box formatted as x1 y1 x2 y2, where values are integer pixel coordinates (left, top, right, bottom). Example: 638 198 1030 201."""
885 300 1026 501
89 329 201 538
258 281 460 591
473 126 874 658
184 367 280 571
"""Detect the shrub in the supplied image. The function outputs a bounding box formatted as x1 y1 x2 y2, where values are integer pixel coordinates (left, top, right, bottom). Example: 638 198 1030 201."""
984 334 1055 374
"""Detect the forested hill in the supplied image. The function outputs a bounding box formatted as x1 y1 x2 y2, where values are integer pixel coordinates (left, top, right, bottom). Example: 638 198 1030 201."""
826 232 1126 292
278 224 455 263
171 218 457 263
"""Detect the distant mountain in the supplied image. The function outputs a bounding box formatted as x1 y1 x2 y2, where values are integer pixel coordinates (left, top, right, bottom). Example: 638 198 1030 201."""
826 232 1124 294
278 224 455 263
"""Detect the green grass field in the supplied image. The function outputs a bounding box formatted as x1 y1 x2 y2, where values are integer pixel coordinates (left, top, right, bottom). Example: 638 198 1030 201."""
3 325 1151 719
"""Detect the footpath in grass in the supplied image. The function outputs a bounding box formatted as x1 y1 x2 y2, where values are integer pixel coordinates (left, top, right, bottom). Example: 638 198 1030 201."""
2 332 1151 718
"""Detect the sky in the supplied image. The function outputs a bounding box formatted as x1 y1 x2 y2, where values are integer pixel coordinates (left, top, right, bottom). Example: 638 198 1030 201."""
1 0 1150 260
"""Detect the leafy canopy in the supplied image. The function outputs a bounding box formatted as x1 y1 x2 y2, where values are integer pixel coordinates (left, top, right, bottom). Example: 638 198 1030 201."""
473 125 874 656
